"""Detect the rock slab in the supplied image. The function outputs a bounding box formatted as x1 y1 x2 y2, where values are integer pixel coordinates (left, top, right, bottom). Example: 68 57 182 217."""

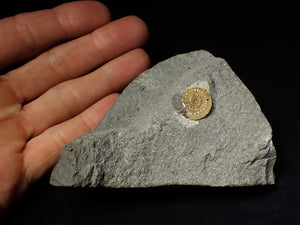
50 50 276 187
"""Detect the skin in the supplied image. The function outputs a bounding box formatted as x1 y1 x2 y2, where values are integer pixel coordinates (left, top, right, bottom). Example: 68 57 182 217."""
0 1 150 216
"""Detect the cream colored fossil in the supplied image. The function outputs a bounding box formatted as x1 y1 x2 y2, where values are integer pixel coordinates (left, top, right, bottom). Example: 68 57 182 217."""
182 87 212 120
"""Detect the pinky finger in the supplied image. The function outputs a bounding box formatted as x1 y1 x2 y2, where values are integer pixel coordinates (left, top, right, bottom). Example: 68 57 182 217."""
23 93 119 183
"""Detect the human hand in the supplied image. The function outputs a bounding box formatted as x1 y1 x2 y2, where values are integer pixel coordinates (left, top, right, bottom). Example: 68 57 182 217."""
0 1 149 215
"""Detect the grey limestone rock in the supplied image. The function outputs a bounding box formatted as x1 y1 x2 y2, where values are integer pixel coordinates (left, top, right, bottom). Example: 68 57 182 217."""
50 50 276 187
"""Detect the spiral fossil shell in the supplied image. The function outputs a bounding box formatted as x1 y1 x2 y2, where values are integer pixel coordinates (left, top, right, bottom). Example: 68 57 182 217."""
182 87 212 120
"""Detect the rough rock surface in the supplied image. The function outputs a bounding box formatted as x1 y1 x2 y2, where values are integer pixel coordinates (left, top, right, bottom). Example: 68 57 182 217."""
50 50 276 187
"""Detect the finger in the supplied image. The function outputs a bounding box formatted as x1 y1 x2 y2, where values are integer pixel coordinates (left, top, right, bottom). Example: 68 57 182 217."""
7 15 149 103
23 93 119 183
0 1 111 70
21 48 150 138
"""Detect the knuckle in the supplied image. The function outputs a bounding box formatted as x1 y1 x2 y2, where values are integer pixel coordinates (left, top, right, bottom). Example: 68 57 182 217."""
45 48 72 79
80 112 97 132
13 13 38 51
90 30 110 62
53 82 83 118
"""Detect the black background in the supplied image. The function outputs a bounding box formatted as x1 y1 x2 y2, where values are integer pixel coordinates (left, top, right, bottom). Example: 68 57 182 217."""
1 0 300 224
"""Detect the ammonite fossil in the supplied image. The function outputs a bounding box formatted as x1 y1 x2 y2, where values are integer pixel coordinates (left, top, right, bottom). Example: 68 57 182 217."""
182 87 212 120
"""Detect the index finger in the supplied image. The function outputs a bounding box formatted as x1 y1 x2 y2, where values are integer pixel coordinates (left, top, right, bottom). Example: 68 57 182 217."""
0 1 111 70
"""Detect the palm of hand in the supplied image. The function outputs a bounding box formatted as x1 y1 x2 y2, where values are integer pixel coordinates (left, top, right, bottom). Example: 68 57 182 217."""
0 1 149 212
